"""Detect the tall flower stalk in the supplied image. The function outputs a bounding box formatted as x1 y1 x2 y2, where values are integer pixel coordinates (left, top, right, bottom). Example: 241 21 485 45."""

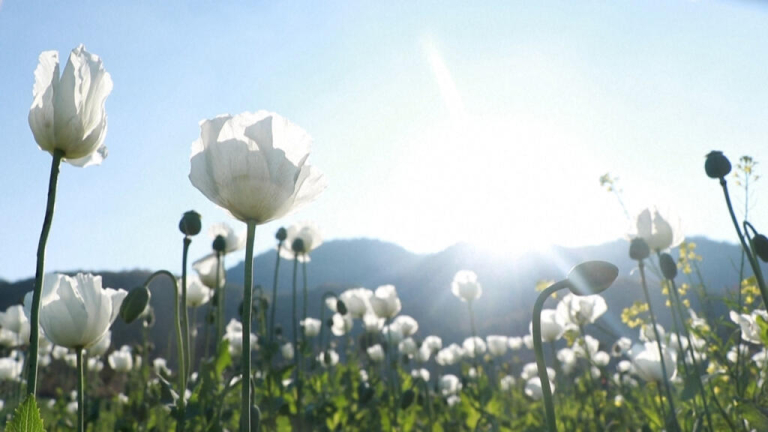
706 151 768 307
240 221 257 431
291 244 304 430
76 347 85 432
531 261 618 432
636 258 679 430
27 149 63 395
26 44 113 396
188 111 326 431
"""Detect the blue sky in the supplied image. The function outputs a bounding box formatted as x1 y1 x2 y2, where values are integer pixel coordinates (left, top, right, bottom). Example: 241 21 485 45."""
1 1 767 281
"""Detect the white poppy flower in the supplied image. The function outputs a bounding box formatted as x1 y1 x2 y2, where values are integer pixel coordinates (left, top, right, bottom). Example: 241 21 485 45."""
362 313 384 333
462 337 487 358
192 254 226 289
0 306 29 337
370 285 401 319
0 357 23 381
367 344 385 363
486 336 508 357
558 348 577 375
523 334 534 350
525 377 555 400
632 208 684 252
108 346 133 373
423 335 443 352
279 221 323 262
630 342 677 382
521 362 555 381
451 270 482 303
209 222 246 253
438 374 462 396
336 288 374 318
611 337 632 357
398 337 418 356
730 310 768 345
189 111 327 223
382 324 404 346
300 318 322 338
446 395 461 407
436 344 465 366
727 344 750 364
224 319 257 356
153 358 171 376
639 323 666 343
411 368 430 382
508 336 523 350
281 342 295 360
392 315 419 337
414 345 432 363
317 350 339 367
531 309 566 342
28 45 112 167
556 293 607 327
87 331 111 357
39 274 127 350
185 275 212 308
331 313 354 336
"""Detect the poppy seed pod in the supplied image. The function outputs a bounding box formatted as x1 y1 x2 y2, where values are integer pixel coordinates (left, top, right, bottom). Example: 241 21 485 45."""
753 234 768 262
276 227 287 242
212 235 226 253
659 253 678 280
292 238 305 254
336 299 348 315
629 238 650 261
566 261 619 296
179 211 202 236
705 151 731 179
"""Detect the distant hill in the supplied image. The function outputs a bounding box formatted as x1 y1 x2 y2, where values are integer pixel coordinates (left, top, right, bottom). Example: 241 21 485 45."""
0 237 760 368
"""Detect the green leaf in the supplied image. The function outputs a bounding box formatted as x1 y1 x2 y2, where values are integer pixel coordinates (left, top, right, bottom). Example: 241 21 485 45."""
755 315 768 346
739 402 768 431
120 286 151 324
215 340 232 374
7 395 45 432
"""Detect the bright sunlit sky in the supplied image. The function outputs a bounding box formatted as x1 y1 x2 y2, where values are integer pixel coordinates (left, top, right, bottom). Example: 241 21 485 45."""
1 1 767 281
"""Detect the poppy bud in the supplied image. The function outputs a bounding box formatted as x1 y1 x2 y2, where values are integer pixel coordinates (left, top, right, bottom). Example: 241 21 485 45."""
753 234 768 263
276 227 287 242
323 351 332 365
705 151 731 179
212 235 226 253
326 318 334 328
275 325 283 337
567 261 619 296
629 238 650 261
179 210 202 236
336 300 348 315
659 253 677 280
292 238 305 254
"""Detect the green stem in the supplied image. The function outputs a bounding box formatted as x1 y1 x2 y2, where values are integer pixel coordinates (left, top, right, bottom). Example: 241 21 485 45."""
720 180 768 307
216 251 225 349
302 261 310 354
668 278 715 431
467 302 481 374
76 347 85 432
181 237 192 395
269 242 283 343
638 261 679 431
27 149 63 395
532 280 570 432
139 271 185 430
291 254 303 430
241 221 257 432
578 326 601 428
